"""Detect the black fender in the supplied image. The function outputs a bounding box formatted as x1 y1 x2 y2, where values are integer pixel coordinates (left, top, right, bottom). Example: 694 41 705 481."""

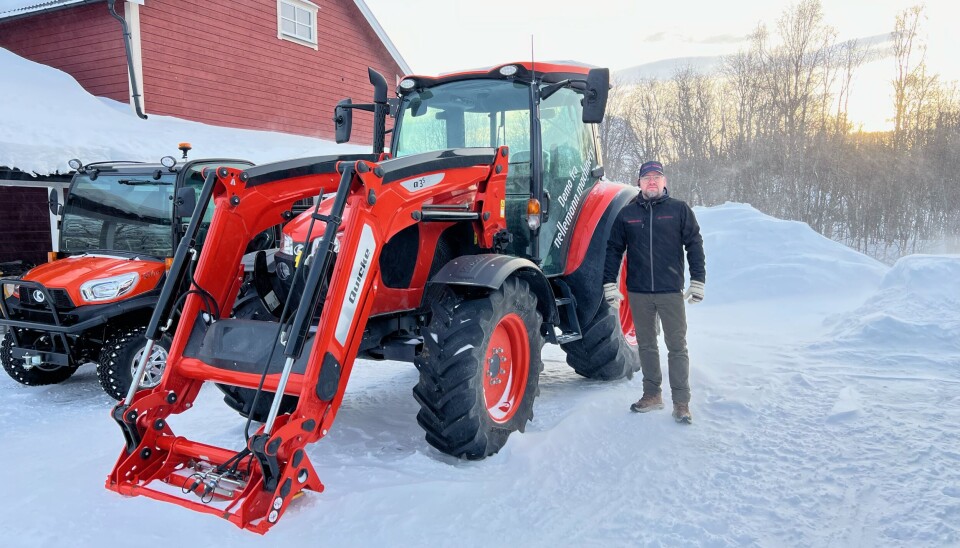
562 184 638 326
427 254 558 329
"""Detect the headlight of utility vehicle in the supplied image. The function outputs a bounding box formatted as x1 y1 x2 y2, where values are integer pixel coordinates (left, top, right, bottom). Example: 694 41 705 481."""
79 272 139 302
280 233 295 255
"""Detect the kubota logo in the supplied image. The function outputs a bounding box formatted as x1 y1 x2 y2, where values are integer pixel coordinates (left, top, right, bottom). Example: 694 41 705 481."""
32 290 45 303
348 249 371 304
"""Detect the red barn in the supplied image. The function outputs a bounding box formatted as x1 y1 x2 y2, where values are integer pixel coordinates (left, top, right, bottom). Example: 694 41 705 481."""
0 0 409 267
0 0 410 144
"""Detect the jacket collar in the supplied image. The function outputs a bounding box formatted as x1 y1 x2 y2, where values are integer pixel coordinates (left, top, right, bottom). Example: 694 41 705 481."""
639 187 669 207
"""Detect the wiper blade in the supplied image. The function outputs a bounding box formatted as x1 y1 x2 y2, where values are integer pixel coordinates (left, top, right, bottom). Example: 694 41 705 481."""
118 179 172 185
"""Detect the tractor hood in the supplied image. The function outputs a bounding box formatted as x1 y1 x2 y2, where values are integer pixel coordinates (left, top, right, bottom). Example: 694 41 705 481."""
23 254 165 305
280 198 350 254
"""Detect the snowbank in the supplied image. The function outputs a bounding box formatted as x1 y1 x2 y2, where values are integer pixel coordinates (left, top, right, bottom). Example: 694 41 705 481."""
0 47 365 175
818 254 960 356
694 202 888 304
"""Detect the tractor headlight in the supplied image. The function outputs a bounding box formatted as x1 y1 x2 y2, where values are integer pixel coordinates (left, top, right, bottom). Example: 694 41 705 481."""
280 233 295 255
310 233 341 254
79 272 139 302
2 283 16 299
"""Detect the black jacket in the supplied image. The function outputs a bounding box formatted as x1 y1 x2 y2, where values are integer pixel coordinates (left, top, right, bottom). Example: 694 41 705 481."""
603 190 705 293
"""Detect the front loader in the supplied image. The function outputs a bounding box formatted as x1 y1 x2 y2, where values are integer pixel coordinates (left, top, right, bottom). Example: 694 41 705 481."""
106 62 641 533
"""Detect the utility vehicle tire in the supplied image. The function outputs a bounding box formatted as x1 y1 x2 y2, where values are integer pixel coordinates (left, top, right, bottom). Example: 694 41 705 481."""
414 276 544 459
1 330 78 386
97 325 171 400
215 294 298 422
561 293 640 380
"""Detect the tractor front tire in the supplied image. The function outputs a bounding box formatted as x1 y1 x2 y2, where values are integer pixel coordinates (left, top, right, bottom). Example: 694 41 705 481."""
561 299 640 380
414 276 544 459
1 330 78 386
97 325 171 400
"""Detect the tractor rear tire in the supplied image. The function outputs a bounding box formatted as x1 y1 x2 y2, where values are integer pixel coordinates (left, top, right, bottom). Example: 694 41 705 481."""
97 325 171 400
561 300 640 380
1 330 78 386
414 276 544 459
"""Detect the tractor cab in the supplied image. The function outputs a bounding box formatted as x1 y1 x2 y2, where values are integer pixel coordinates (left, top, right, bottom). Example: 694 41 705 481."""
389 62 608 273
331 62 609 273
0 152 253 399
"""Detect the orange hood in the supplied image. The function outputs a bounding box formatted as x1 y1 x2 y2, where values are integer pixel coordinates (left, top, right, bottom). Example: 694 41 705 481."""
24 254 165 305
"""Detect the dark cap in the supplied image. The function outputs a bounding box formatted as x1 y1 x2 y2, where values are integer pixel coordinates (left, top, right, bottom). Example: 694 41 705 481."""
638 160 664 178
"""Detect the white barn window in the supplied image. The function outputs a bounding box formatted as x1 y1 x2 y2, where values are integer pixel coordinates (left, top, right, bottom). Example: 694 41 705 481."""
278 0 319 49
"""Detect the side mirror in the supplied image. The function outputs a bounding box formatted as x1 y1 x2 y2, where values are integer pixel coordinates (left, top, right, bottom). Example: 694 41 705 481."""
582 68 609 124
334 98 353 144
48 189 62 216
175 186 197 218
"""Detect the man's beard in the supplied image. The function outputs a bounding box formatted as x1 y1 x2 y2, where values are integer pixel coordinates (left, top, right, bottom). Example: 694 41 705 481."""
641 188 664 200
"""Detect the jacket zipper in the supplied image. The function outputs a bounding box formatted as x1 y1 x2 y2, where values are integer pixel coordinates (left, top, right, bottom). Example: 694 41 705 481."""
649 205 654 291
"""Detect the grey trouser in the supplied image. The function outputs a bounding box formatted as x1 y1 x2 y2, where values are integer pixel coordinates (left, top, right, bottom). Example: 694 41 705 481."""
627 291 690 404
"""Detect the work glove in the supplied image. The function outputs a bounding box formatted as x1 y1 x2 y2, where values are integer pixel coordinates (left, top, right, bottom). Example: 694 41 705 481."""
603 282 623 308
683 280 705 304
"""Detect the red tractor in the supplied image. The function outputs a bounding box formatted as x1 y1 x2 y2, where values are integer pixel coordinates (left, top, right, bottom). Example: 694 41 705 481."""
106 62 640 533
0 152 253 399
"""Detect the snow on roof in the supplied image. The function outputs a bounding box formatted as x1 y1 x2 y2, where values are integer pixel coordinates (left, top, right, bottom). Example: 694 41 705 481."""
0 46 366 176
0 0 97 19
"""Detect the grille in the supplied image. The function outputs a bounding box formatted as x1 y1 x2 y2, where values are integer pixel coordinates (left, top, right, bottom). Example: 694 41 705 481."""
19 287 75 310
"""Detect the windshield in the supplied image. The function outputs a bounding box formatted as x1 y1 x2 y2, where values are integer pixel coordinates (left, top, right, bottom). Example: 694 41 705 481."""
60 172 175 256
395 79 531 162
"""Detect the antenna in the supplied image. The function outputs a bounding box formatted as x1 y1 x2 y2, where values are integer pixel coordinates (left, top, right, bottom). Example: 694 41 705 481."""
530 34 535 78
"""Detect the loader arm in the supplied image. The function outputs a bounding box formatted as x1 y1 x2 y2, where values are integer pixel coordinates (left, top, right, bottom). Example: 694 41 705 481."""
106 147 510 533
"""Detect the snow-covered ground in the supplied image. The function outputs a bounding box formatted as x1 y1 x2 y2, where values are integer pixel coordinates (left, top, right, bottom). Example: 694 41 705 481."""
0 47 365 175
1 203 958 546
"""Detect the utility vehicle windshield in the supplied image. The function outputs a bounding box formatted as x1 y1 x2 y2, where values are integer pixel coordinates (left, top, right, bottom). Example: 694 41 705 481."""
60 172 175 257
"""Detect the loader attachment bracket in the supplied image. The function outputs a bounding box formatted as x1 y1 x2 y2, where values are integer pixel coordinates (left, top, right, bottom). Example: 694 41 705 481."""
111 404 142 454
250 434 281 492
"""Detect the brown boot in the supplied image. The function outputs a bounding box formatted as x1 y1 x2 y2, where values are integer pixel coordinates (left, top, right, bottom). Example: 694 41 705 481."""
630 393 664 413
672 402 692 424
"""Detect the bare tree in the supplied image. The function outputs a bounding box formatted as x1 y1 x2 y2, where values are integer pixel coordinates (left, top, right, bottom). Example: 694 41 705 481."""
892 5 925 147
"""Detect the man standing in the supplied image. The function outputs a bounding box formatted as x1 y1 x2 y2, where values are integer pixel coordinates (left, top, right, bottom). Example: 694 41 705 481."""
602 160 705 424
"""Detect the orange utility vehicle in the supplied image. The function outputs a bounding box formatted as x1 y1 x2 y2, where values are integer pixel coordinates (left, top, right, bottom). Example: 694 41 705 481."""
0 152 252 399
106 63 639 533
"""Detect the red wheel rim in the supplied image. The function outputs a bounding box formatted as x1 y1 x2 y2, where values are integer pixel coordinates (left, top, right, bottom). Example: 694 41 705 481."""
618 260 637 346
483 313 530 424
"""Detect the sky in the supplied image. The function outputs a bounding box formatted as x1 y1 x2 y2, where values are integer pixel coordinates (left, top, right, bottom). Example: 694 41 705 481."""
2 40 959 545
365 0 960 131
